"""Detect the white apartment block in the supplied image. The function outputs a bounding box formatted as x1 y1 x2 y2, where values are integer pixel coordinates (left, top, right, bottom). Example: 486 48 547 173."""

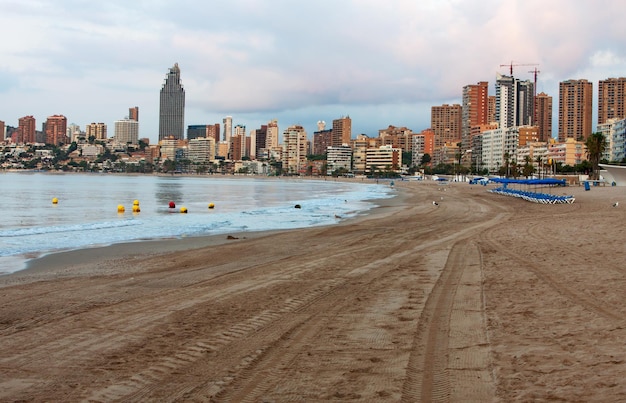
366 145 401 174
188 137 216 164
480 127 519 173
598 117 626 162
114 119 139 145
326 145 352 174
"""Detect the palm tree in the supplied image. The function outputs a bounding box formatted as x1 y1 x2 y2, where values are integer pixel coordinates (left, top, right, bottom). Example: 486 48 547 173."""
535 156 543 179
585 132 607 180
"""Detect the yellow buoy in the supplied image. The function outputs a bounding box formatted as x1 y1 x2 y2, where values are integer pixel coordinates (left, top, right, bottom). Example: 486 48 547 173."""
52 197 58 204
117 204 125 213
208 203 215 209
132 205 140 213
180 206 188 214
133 199 140 206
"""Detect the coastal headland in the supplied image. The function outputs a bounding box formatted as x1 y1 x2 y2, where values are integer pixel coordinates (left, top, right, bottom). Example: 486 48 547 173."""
0 180 624 401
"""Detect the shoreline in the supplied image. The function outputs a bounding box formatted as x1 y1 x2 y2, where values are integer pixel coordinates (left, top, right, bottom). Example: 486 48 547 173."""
1 181 624 401
4 187 406 283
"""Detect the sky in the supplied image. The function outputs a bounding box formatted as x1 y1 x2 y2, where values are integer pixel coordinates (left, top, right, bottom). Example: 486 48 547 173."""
2 0 626 144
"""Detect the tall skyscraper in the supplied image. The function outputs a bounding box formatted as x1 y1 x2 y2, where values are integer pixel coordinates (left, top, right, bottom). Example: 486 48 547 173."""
0 120 5 142
159 63 185 141
462 81 489 149
332 116 352 147
45 115 68 145
535 92 553 142
495 73 534 129
431 104 462 148
598 77 626 125
129 106 139 121
18 115 36 144
222 116 233 143
558 79 593 142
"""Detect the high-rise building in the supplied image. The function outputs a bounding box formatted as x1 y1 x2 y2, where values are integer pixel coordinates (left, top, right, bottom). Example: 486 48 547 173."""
0 120 5 142
558 79 593 142
266 119 279 149
223 116 233 143
431 104 462 148
115 118 139 145
129 106 139 121
86 123 107 140
159 63 185 141
412 128 435 167
67 123 81 143
45 115 68 145
598 77 626 125
232 124 246 159
495 74 534 129
597 117 626 162
253 125 267 159
488 95 496 124
535 92 553 142
18 116 36 144
188 125 211 141
188 136 216 164
462 81 489 149
283 125 308 174
313 129 333 155
207 124 220 143
332 116 352 147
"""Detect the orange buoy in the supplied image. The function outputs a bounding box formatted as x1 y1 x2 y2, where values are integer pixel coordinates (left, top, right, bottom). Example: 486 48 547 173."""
208 203 215 209
117 204 125 213
52 197 58 204
180 206 188 214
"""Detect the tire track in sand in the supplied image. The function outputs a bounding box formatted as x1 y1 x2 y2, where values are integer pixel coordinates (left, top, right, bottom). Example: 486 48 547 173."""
401 240 495 402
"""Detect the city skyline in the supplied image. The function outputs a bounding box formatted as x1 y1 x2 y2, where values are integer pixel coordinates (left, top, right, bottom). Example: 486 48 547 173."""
1 1 626 144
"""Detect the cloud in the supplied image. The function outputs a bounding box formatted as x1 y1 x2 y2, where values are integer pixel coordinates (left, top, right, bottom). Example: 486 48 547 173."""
2 0 626 141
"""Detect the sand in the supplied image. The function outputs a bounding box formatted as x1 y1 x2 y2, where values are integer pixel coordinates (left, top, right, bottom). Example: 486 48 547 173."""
0 180 625 402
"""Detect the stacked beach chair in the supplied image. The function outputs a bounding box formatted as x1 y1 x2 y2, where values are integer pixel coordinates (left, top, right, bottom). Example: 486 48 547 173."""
489 187 575 204
486 178 575 204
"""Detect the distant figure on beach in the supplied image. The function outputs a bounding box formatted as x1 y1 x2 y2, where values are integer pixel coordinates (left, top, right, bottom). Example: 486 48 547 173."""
612 201 619 207
432 201 439 206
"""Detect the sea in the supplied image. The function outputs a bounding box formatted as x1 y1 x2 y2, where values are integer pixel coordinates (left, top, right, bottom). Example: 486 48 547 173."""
0 172 395 274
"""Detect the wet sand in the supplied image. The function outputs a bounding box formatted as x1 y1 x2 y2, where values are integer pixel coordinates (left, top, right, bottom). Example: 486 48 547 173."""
0 181 625 401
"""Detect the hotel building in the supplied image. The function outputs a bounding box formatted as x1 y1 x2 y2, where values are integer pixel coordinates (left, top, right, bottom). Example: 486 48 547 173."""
535 92 553 142
45 115 68 146
86 123 107 140
332 116 352 147
282 125 308 175
462 81 489 150
431 104 462 149
18 116 36 144
598 77 626 125
114 119 139 145
558 79 593 142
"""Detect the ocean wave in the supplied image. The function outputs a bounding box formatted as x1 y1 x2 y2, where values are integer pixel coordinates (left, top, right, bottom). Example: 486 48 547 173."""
0 219 142 238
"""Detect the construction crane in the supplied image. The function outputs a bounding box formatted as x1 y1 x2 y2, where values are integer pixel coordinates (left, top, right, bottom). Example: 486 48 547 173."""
528 67 541 125
528 67 541 91
500 61 539 75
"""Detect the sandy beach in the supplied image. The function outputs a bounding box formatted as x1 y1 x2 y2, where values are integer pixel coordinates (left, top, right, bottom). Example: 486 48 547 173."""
0 180 625 402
